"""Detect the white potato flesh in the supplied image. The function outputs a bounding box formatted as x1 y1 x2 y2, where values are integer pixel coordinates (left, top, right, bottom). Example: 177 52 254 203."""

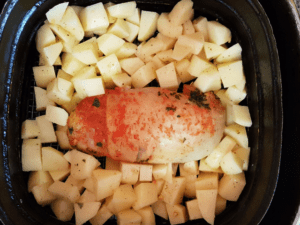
137 38 164 62
124 21 139 42
42 147 69 171
183 20 195 35
186 199 203 220
35 24 56 53
152 200 168 220
156 49 174 63
46 2 69 24
114 42 137 59
151 55 166 70
69 6 84 17
217 60 244 88
215 195 227 215
116 209 142 225
205 136 236 169
71 66 97 82
164 162 173 183
74 202 101 225
196 189 218 225
57 69 72 81
157 13 183 39
224 124 249 148
169 0 193 26
97 33 125 56
49 169 70 182
195 172 219 190
41 42 63 66
131 61 156 88
138 10 159 41
193 65 221 92
233 147 250 171
215 43 242 63
226 103 235 126
21 120 40 139
188 55 214 77
132 183 158 210
166 204 189 225
112 72 132 87
126 7 140 26
83 177 94 193
55 130 70 148
104 2 117 24
120 162 140 184
51 198 74 222
61 53 86 76
47 78 73 105
78 190 97 203
183 161 199 175
199 158 223 173
111 184 137 213
105 157 120 170
176 32 205 55
232 105 252 127
156 33 177 51
32 183 57 206
136 206 156 225
48 181 80 203
107 1 136 18
154 179 165 195
214 89 231 106
204 42 226 60
160 177 186 205
139 164 153 182
32 66 56 88
175 59 196 83
107 18 129 39
72 42 99 65
66 175 85 194
120 57 145 76
89 205 113 225
207 21 231 45
183 174 197 198
156 62 180 91
171 43 192 61
220 151 243 174
36 115 57 143
46 105 68 126
22 139 42 171
193 16 208 41
28 170 53 193
225 86 247 104
152 164 168 180
218 172 246 201
79 2 109 32
62 92 83 114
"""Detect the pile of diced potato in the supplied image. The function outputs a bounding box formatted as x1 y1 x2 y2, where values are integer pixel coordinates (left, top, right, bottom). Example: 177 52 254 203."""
21 0 252 224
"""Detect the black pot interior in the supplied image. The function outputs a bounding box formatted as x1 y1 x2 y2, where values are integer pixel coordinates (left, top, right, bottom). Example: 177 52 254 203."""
0 0 282 224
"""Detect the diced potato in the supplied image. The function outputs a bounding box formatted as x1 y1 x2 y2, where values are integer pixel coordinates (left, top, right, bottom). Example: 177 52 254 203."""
59 6 84 41
193 65 221 92
184 174 197 198
195 172 219 190
120 162 140 184
28 170 53 193
32 65 56 88
220 151 243 174
137 38 164 62
154 179 165 195
78 190 97 203
175 59 196 83
105 157 120 170
104 2 117 24
61 92 83 114
164 162 173 184
36 115 57 143
156 49 174 63
97 54 121 88
152 200 168 220
116 209 142 225
97 33 125 56
171 43 192 61
136 206 155 225
56 124 68 132
125 21 139 42
225 86 247 104
34 86 56 111
112 73 132 87
156 62 180 91
188 55 214 77
183 20 195 35
226 103 234 126
166 204 188 225
107 1 136 18
151 55 166 70
74 77 106 98
218 172 246 201
32 182 57 206
224 123 248 148
152 164 167 180
169 0 193 26
156 33 177 51
102 195 117 215
176 32 205 55
111 184 137 213
193 16 208 41
233 147 250 171
89 205 113 225
35 24 56 53
41 42 63 66
51 198 74 222
186 199 203 220
215 195 227 215
114 42 137 59
132 183 158 210
71 66 97 82
56 130 71 150
74 202 101 225
126 7 140 26
69 149 101 180
120 57 145 76
196 189 218 225
207 21 231 45
199 158 223 173
92 169 122 201
159 177 186 205
215 43 242 63
49 168 70 181
204 42 226 60
172 163 179 176
217 60 244 88
183 161 199 175
139 164 153 182
232 105 252 127
61 53 86 76
205 136 236 169
47 78 74 105
131 61 156 88
157 13 183 39
45 2 69 24
138 10 159 41
46 105 68 126
83 177 94 193
21 120 40 139
48 181 80 203
65 175 85 193
42 147 69 171
79 2 109 32
57 69 72 81
72 42 99 65
107 18 129 39
214 89 231 106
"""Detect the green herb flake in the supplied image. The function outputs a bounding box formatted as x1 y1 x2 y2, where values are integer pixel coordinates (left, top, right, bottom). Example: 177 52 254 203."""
92 98 100 108
78 203 84 209
177 115 181 118
97 142 103 147
158 91 161 96
183 137 186 143
189 89 210 110
175 94 181 100
166 106 177 112
68 127 73 135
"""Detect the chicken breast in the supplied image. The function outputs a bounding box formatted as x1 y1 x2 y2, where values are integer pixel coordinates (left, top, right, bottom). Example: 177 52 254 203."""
67 85 225 163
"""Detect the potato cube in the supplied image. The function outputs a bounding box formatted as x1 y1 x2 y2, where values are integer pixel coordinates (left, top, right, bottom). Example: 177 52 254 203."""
32 183 57 206
217 60 244 88
72 42 99 65
45 2 69 24
183 20 195 35
120 162 140 184
124 21 139 42
214 89 231 106
175 59 195 83
157 13 183 39
78 190 97 203
152 164 167 180
92 169 122 201
107 1 136 18
151 55 166 70
169 0 193 26
21 120 40 139
112 73 132 87
205 136 236 169
186 199 203 220
224 124 248 148
215 195 227 215
32 65 56 88
35 24 56 53
41 42 63 66
107 18 129 39
188 55 214 77
132 62 156 88
153 179 165 196
114 42 137 59
160 177 186 205
28 170 53 193
120 57 145 76
79 2 109 32
126 7 140 26
193 65 221 92
34 87 56 111
75 202 101 225
233 147 250 171
137 38 164 62
156 33 177 51
204 42 226 60
232 105 252 127
225 86 247 104
171 43 192 61
156 62 180 91
36 115 57 143
184 174 197 198
97 54 121 88
83 177 94 193
49 168 70 181
42 147 69 171
65 175 85 193
166 204 188 225
183 160 199 175
97 33 125 56
105 157 120 170
111 184 137 213
47 78 73 105
199 158 223 173
138 10 159 41
156 49 174 63
164 162 173 184
89 205 113 225
132 183 157 210
46 105 68 126
61 53 86 76
116 209 142 225
48 181 80 203
71 66 97 82
215 43 242 63
218 172 246 201
51 198 74 222
195 172 219 190
69 149 100 180
196 189 218 225
136 206 155 225
220 151 243 175
176 32 205 55
207 21 231 45
56 130 71 150
57 69 72 81
193 16 208 41
73 77 106 98
61 92 83 114
152 200 168 220
139 164 153 182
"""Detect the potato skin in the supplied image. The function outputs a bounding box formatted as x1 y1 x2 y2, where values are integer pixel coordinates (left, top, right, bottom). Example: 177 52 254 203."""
68 86 225 163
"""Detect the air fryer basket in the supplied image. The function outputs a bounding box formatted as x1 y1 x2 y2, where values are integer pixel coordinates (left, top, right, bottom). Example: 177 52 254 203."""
0 0 282 224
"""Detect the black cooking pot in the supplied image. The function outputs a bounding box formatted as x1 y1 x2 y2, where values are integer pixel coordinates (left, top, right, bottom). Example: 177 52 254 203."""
0 0 283 224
